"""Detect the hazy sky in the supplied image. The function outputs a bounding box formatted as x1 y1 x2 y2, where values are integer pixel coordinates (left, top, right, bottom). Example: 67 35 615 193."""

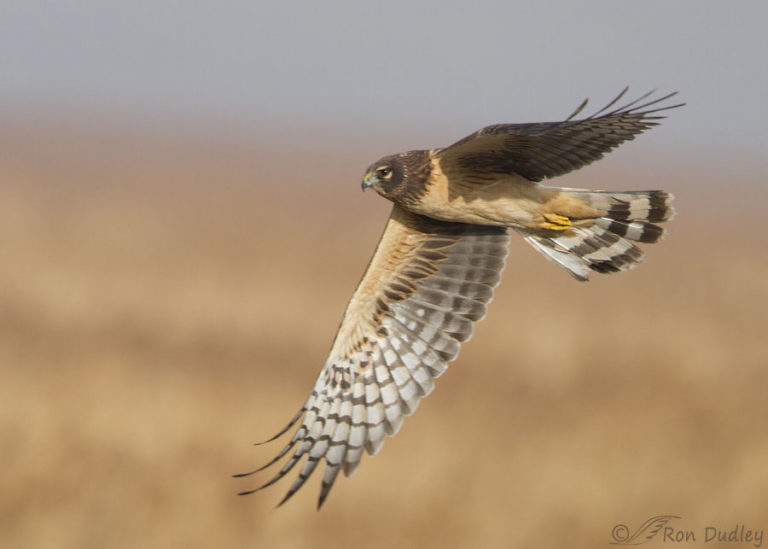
1 1 767 159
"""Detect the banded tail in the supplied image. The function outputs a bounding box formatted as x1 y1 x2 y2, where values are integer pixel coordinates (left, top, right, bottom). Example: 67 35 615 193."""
519 188 675 281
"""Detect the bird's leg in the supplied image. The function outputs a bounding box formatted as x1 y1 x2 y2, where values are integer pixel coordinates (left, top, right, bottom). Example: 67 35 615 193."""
539 212 572 231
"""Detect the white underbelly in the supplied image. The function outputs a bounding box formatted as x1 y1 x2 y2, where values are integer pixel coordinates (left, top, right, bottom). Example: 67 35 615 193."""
419 197 537 227
410 180 545 227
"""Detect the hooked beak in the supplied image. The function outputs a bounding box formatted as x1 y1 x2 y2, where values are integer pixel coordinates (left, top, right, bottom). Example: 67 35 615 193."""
361 172 376 191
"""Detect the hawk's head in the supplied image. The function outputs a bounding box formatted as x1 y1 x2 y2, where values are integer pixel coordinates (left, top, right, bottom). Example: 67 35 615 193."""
362 154 402 196
361 150 431 204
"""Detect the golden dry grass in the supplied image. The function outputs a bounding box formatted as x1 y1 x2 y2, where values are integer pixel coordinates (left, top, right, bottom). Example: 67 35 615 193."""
2 126 767 548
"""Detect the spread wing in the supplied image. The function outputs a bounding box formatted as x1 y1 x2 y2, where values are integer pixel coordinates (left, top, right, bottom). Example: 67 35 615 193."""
436 88 684 183
236 205 509 508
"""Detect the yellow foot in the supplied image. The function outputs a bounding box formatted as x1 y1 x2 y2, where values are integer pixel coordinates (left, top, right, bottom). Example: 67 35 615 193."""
540 212 572 231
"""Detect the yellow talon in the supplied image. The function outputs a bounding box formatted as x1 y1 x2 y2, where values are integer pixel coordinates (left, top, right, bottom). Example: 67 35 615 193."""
540 212 572 231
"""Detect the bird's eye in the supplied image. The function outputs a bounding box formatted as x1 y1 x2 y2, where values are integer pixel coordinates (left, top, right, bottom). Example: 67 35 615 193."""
377 167 393 179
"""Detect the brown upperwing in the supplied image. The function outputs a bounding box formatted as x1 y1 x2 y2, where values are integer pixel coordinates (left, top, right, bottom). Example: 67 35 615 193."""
236 204 509 508
435 88 683 184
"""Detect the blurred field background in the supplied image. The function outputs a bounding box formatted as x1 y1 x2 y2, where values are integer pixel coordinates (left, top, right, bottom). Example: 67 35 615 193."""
2 2 768 548
1 118 767 549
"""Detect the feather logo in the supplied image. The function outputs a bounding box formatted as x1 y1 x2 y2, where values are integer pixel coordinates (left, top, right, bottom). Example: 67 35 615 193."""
611 515 681 545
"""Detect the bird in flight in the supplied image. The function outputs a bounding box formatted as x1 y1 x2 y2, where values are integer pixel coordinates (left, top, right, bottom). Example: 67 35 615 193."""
235 88 682 508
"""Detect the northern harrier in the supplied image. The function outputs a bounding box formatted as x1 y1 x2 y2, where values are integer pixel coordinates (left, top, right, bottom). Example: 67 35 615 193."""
236 88 682 508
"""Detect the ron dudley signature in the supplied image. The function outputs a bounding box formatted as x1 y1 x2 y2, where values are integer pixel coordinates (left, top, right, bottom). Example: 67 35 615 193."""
611 515 764 547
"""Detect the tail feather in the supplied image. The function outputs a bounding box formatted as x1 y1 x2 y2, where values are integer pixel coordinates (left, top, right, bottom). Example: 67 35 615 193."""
558 188 675 223
592 218 665 243
522 189 674 281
